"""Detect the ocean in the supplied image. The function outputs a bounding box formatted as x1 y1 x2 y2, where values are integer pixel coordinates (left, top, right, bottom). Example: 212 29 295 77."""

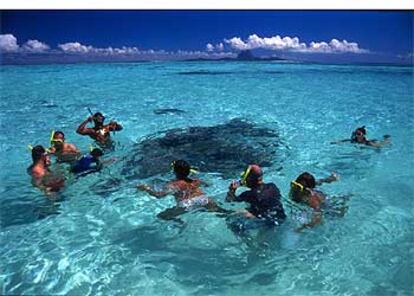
0 61 413 295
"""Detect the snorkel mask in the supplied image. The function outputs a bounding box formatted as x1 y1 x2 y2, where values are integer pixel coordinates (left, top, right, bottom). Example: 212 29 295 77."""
290 181 305 192
50 130 65 146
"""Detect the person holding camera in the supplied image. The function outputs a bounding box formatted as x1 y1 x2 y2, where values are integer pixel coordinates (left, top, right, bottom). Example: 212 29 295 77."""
226 164 286 228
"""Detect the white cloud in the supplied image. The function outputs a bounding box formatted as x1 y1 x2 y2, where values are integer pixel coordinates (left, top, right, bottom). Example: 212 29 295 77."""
58 42 94 53
224 34 368 54
0 34 19 52
225 34 306 51
205 42 225 52
308 39 368 53
22 39 50 52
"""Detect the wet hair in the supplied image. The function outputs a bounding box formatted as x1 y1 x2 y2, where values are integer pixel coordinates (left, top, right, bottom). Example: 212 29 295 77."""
93 112 104 119
296 172 316 189
172 159 191 179
32 145 46 163
54 130 65 138
91 148 103 158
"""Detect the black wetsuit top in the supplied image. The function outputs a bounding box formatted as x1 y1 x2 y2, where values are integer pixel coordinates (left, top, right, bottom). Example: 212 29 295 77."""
235 183 286 222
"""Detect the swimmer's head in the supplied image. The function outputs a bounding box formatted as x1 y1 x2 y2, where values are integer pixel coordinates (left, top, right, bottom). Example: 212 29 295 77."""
171 159 191 179
241 164 263 188
90 148 103 160
51 130 65 148
296 172 316 189
31 145 51 166
351 126 367 143
93 112 105 127
290 172 315 202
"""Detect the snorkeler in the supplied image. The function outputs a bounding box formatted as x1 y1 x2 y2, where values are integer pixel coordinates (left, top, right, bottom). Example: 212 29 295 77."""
137 159 230 221
76 112 122 148
48 130 80 163
331 126 391 147
27 145 65 193
289 172 346 232
226 164 286 227
71 148 104 176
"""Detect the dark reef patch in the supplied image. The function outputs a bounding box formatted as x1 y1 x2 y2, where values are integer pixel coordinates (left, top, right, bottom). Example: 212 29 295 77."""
121 118 289 179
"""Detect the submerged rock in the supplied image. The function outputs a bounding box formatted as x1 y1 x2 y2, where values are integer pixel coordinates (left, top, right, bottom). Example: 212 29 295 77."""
121 118 288 179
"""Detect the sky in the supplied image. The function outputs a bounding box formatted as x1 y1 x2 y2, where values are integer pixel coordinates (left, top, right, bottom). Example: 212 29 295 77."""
0 11 413 64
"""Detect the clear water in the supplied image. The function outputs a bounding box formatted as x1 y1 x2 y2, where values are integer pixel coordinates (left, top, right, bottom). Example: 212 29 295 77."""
0 62 413 295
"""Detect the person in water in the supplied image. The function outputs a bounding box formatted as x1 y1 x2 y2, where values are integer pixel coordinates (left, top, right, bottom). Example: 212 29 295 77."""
48 130 80 163
331 126 391 147
137 159 230 221
71 148 104 176
289 172 346 232
226 164 286 228
28 145 65 193
76 112 122 147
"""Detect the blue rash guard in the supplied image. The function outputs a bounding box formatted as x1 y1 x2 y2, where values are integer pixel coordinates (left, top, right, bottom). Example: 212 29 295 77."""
71 155 99 174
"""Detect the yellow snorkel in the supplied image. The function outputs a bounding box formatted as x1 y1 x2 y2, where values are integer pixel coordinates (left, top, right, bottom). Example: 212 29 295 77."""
239 165 252 186
49 130 55 146
290 180 305 192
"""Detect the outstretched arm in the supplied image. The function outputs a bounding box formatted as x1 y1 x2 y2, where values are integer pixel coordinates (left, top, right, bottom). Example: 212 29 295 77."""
330 139 351 144
137 184 171 198
76 116 95 135
366 136 391 148
296 195 323 232
316 172 339 185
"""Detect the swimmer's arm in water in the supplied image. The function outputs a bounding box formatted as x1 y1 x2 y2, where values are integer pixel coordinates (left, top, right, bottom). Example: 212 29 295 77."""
137 184 172 198
225 181 240 202
296 197 323 232
65 143 80 154
316 172 339 185
76 116 95 136
108 121 123 132
47 146 57 154
330 139 352 144
366 136 391 148
296 211 322 232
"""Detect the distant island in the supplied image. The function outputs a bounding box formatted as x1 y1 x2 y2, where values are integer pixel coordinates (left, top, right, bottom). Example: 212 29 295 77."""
185 50 287 62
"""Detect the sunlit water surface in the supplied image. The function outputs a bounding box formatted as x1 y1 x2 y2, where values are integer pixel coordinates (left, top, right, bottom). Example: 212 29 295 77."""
0 62 413 295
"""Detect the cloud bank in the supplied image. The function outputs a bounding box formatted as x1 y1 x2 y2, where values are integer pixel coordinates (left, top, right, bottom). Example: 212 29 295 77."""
222 34 368 54
0 34 235 63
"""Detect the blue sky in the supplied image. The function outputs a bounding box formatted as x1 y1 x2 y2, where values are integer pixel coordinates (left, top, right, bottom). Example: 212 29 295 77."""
1 11 413 64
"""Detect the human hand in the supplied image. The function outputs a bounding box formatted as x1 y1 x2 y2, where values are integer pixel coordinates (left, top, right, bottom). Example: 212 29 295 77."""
229 180 240 192
137 184 150 191
331 172 339 181
87 116 94 122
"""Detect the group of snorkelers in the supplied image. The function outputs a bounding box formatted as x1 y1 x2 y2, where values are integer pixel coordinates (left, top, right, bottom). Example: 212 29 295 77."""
27 111 122 194
28 115 390 232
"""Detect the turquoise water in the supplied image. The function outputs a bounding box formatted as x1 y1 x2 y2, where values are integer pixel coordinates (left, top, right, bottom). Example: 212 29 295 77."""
0 62 413 295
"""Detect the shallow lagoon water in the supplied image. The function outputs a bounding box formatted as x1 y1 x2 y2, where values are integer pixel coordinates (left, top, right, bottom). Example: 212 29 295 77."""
0 61 413 295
